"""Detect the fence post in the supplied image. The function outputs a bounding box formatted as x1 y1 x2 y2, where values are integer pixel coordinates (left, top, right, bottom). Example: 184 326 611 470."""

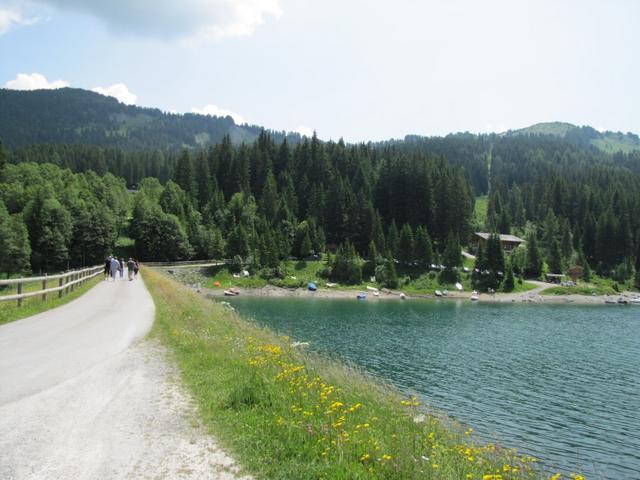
42 273 48 302
59 274 65 298
17 282 23 307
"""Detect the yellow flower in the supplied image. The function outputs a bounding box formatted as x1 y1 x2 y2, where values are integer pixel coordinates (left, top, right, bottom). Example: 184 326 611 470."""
360 453 370 462
431 463 439 469
382 454 392 461
550 474 561 480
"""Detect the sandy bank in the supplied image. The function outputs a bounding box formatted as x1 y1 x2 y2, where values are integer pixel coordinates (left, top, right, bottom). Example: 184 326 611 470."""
202 283 637 306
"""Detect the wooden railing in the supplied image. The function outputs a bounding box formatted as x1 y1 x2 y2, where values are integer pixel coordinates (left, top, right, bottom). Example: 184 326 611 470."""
143 259 226 268
0 265 104 307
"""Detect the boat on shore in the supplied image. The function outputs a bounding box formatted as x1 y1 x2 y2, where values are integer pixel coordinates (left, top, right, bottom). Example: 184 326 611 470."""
224 289 239 296
435 290 443 297
470 290 479 301
357 293 367 300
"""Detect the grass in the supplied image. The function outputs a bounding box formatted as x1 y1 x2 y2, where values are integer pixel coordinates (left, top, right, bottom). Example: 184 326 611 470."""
0 275 102 326
143 266 578 480
539 282 617 296
165 259 539 298
474 196 488 226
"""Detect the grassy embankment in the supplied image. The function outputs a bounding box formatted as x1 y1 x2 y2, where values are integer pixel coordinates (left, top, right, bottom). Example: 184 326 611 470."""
144 266 574 480
0 275 102 326
539 277 622 296
173 258 536 296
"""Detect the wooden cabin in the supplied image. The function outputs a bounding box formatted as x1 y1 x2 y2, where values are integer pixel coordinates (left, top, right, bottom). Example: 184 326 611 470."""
470 233 525 254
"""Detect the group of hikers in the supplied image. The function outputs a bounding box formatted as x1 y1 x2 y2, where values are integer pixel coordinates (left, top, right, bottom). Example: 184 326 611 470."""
104 256 140 281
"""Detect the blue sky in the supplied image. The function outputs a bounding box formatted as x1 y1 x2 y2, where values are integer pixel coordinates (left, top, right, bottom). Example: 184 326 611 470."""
1 0 639 142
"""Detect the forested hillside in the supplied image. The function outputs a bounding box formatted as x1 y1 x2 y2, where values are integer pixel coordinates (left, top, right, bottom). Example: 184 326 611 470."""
0 88 299 149
2 92 640 291
508 121 640 154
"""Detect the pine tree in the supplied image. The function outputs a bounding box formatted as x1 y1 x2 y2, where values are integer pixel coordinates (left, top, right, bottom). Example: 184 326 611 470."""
260 170 279 220
548 239 563 274
503 261 515 292
174 149 197 201
525 232 543 278
386 221 399 260
0 139 7 182
397 224 415 265
371 210 386 254
414 226 433 268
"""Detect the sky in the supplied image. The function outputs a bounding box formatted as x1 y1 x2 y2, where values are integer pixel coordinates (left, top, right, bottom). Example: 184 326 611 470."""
0 0 639 142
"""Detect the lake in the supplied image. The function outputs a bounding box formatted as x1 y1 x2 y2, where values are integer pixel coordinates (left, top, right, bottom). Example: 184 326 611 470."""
228 297 640 479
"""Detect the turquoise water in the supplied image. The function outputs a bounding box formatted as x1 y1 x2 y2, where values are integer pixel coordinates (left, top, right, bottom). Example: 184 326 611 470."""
228 297 640 479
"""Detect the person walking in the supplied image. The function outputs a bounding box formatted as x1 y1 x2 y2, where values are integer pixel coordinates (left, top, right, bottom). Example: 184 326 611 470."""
104 256 111 280
127 258 135 281
133 259 140 278
119 258 125 279
110 256 120 281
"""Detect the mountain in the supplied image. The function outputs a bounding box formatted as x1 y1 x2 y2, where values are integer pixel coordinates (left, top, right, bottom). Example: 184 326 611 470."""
0 88 297 150
507 121 640 154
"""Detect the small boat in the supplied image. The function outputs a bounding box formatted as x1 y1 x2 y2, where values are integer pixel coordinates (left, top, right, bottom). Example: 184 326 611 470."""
435 290 443 297
443 290 449 296
325 282 336 288
470 290 479 301
373 291 380 297
604 297 617 304
366 286 379 292
455 282 463 291
630 298 640 305
399 293 406 300
308 282 317 291
357 293 367 300
617 297 629 305
224 290 238 296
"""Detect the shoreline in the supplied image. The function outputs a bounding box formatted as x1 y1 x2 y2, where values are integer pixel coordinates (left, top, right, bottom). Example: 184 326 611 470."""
202 283 636 306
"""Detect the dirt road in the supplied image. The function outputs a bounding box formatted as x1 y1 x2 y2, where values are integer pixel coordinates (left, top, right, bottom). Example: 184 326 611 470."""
0 274 248 480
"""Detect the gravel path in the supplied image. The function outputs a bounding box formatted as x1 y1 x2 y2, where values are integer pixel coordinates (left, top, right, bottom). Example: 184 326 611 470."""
0 274 249 480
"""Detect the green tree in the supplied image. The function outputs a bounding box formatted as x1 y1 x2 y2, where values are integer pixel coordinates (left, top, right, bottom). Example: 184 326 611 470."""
548 239 563 274
524 232 543 278
173 149 197 201
330 242 363 284
386 221 399 260
375 260 398 289
503 261 515 292
0 202 31 275
397 224 415 265
414 226 434 268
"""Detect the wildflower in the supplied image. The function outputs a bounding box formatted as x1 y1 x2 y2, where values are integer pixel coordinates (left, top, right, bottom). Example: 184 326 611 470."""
382 454 392 461
570 475 585 480
465 428 473 436
360 453 370 462
432 463 439 469
413 414 426 423
550 474 562 480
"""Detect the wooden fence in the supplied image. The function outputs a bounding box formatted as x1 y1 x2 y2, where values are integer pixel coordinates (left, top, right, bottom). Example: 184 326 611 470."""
0 265 104 307
143 259 226 268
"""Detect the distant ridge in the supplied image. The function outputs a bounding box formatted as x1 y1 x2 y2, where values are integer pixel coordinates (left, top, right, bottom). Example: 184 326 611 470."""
0 87 300 150
506 121 640 154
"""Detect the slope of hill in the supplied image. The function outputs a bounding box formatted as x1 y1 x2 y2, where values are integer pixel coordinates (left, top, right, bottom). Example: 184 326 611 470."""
508 121 640 153
0 88 294 149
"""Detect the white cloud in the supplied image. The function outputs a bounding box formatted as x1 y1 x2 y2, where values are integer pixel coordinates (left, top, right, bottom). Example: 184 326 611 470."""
4 72 69 90
33 0 282 40
92 83 137 105
293 125 314 137
0 6 40 35
192 104 245 124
